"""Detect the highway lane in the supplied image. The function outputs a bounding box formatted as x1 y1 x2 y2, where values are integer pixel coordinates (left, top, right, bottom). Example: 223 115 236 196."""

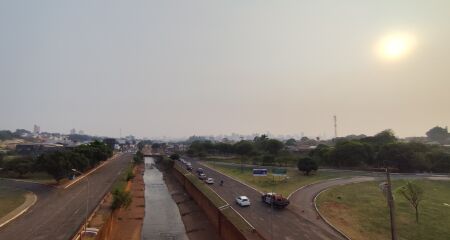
0 152 132 240
182 157 344 240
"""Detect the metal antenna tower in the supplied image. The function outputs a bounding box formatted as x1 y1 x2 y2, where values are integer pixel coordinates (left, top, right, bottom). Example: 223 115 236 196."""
334 115 337 138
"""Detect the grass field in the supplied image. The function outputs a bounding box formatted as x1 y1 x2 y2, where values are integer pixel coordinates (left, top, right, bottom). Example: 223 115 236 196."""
203 162 354 196
0 185 27 219
316 180 450 240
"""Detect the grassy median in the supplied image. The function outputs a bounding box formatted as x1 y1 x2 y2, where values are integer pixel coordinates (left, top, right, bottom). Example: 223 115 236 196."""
316 180 450 240
0 185 27 219
203 162 353 196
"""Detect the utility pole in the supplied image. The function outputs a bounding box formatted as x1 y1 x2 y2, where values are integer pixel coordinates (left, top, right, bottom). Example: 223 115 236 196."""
385 166 398 240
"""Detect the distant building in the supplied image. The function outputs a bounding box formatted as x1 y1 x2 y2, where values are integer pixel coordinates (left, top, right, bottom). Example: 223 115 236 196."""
103 138 117 150
15 143 64 156
78 130 84 135
33 124 40 134
70 128 76 135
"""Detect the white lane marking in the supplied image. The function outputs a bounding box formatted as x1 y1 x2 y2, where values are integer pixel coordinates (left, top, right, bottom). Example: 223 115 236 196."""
64 153 121 189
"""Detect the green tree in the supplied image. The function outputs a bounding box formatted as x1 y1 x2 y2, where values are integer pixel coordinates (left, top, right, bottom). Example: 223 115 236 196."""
428 149 450 173
169 153 180 160
398 181 424 223
36 151 73 183
297 157 318 175
285 138 297 146
0 130 14 140
4 156 35 177
309 144 332 165
133 151 144 164
234 141 254 156
361 129 397 150
378 142 432 172
264 139 284 155
330 141 373 167
426 126 449 143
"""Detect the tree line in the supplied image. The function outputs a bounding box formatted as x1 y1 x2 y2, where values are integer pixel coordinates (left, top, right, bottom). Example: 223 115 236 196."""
310 130 450 172
187 134 296 166
0 141 113 182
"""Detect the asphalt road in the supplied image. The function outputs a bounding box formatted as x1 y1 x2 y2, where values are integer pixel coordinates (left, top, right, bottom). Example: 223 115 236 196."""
0 152 132 240
183 157 344 240
183 158 450 240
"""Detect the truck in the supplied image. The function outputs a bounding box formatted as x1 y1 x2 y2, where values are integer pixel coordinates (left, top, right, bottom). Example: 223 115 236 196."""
261 192 290 209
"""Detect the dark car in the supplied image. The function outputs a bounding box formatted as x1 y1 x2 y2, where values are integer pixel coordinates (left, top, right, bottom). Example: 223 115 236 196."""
261 192 290 209
196 168 204 174
186 165 193 171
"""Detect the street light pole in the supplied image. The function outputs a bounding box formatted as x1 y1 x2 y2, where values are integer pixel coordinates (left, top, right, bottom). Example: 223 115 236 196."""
72 169 89 240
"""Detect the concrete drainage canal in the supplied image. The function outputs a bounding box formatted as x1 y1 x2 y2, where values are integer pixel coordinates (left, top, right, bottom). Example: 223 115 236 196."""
141 157 188 240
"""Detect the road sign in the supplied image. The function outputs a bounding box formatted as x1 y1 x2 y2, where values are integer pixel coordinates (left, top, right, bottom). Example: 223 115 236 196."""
253 168 268 176
272 168 287 176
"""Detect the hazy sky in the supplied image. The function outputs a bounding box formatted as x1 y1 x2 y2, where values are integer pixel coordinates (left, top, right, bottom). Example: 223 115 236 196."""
1 1 449 139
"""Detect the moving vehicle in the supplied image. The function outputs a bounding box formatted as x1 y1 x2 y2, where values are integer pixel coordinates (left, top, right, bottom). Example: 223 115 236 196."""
235 196 251 207
196 168 204 174
186 165 193 171
205 177 214 184
261 192 290 208
198 173 207 180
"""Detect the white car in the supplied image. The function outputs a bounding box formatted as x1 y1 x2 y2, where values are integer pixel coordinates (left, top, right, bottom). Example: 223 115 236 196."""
205 177 214 184
236 196 251 207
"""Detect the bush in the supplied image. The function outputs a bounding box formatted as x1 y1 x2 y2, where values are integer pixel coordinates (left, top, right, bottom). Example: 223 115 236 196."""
3 156 35 177
133 151 144 164
111 188 132 210
125 169 135 181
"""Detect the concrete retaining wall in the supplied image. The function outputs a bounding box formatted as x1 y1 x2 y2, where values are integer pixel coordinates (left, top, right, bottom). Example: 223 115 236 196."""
172 166 265 240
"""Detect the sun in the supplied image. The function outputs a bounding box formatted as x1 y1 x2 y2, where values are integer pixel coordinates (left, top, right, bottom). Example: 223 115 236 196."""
376 32 416 60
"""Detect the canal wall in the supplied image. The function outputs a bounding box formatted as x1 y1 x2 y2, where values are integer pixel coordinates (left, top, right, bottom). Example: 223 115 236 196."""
173 164 265 240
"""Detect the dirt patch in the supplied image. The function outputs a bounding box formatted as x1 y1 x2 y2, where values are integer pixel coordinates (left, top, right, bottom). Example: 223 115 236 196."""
160 167 221 240
108 164 145 240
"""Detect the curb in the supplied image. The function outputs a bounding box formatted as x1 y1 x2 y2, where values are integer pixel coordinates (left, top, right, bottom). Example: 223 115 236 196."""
286 177 344 200
0 191 37 228
314 189 352 240
0 177 57 188
310 178 383 240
